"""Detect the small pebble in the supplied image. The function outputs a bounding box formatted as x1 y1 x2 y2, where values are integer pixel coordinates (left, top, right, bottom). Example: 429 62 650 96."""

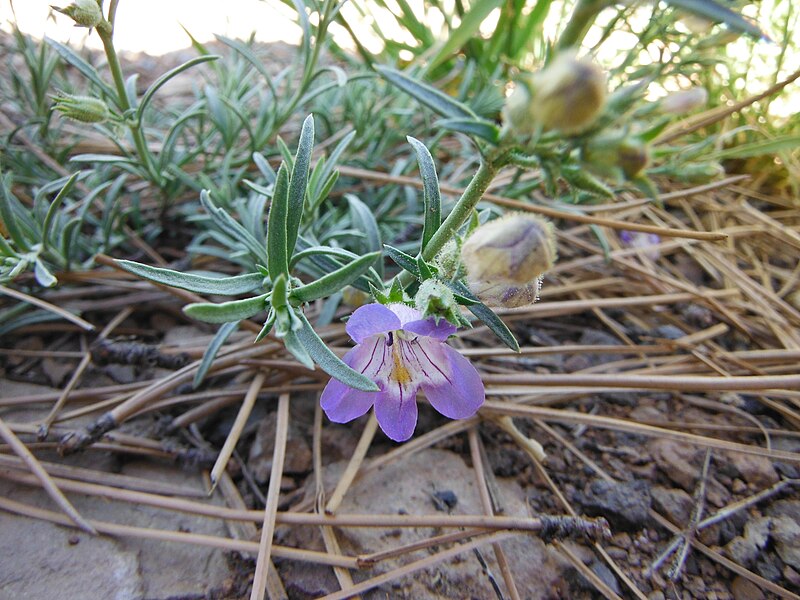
68 535 80 545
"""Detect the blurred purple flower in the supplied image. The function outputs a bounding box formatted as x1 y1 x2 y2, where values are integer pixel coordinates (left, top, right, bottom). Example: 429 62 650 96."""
321 303 485 442
619 230 661 261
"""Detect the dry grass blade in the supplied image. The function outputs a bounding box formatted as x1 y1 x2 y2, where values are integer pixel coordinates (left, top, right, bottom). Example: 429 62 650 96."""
251 393 290 600
468 428 522 600
319 532 517 600
0 494 357 567
0 284 94 331
0 417 96 535
210 371 266 490
481 402 800 463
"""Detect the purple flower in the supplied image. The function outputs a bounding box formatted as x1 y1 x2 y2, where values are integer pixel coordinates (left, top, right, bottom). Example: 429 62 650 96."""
321 303 485 442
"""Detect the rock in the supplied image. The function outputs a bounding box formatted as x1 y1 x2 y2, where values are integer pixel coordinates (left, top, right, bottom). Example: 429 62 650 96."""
651 486 693 525
575 479 651 532
322 448 572 599
653 325 685 340
590 560 621 595
649 439 700 490
724 516 772 568
249 410 312 481
724 452 779 488
771 516 800 570
0 460 232 599
279 560 340 599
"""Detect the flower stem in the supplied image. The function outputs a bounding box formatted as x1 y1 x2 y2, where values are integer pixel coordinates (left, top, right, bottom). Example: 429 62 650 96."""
555 0 613 51
421 157 499 262
96 13 159 186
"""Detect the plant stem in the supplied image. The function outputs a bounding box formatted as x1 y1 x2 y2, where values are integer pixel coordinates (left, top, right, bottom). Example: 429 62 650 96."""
556 0 612 51
421 157 499 262
96 17 159 186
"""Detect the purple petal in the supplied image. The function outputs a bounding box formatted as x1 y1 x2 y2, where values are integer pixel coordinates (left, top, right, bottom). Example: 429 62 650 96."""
387 303 422 326
403 317 457 340
374 381 419 442
421 344 484 419
346 304 401 343
320 378 376 422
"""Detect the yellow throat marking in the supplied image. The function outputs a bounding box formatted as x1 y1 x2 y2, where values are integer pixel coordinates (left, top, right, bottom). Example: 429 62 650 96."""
391 341 412 385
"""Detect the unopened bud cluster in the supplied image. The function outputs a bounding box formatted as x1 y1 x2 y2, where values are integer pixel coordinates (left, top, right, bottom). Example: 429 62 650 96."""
52 92 112 124
52 0 106 30
460 213 556 308
504 54 607 136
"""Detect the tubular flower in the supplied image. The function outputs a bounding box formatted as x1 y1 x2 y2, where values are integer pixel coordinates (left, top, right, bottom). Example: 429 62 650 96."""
321 303 485 442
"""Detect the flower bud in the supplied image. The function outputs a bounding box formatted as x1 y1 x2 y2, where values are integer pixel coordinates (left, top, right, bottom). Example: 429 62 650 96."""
617 138 649 179
659 87 708 115
52 0 104 29
414 279 464 327
52 92 111 124
461 213 556 308
504 54 607 136
678 162 725 183
583 130 649 181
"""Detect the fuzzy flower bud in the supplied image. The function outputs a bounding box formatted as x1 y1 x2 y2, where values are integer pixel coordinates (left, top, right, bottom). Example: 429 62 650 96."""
503 53 607 136
414 279 464 327
659 87 708 115
52 92 111 124
583 130 649 181
461 213 556 308
52 0 104 29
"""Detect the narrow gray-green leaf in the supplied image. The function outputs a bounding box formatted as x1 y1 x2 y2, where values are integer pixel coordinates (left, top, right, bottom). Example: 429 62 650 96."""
138 55 219 125
267 164 290 278
426 0 504 70
451 281 519 352
407 137 441 253
194 321 239 388
289 251 380 305
376 65 476 120
384 244 420 277
117 260 264 295
295 311 379 391
42 172 80 252
34 259 57 288
183 293 269 323
665 0 767 39
45 38 116 100
286 115 314 256
437 118 501 144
